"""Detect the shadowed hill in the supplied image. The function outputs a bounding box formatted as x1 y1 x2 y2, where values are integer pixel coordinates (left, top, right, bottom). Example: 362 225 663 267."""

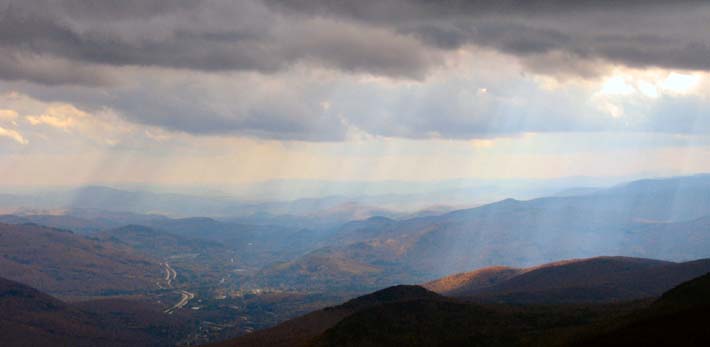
573 272 710 346
206 285 440 347
656 272 710 306
312 272 710 347
207 257 710 347
0 276 192 347
337 285 442 309
311 299 500 347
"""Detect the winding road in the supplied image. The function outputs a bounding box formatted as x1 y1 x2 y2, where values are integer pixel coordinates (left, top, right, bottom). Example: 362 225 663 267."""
158 262 196 314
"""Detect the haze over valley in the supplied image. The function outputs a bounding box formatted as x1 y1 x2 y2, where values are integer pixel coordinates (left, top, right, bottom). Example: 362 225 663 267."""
1 174 710 345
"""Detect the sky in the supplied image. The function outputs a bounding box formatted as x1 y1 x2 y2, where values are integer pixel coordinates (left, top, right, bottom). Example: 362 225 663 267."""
1 0 710 189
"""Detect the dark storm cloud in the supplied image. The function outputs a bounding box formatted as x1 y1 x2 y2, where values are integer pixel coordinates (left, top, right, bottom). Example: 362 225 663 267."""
268 0 710 74
2 0 709 85
0 0 439 85
0 1 283 75
267 0 693 20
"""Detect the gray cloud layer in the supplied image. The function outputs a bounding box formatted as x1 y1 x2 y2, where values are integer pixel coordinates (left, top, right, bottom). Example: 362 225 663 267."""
0 0 440 85
268 0 710 74
1 0 709 141
2 0 710 85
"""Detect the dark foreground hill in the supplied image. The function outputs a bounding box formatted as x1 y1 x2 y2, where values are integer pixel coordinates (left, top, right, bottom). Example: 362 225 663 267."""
573 273 710 346
205 285 441 347
424 256 710 303
209 257 710 347
209 284 644 347
312 272 710 347
0 276 192 347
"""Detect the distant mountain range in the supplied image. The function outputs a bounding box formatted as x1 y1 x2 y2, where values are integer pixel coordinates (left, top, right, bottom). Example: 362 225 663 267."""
1 174 709 345
255 174 710 291
0 186 401 225
2 175 710 297
0 175 635 223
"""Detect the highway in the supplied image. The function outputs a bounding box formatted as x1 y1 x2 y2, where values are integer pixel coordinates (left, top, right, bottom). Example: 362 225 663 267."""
159 262 195 314
164 290 195 314
164 262 177 288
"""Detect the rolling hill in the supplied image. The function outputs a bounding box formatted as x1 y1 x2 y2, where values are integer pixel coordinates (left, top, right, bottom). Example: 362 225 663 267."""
145 217 318 266
0 223 161 297
93 224 241 284
93 224 227 258
0 213 114 234
422 265 523 296
0 209 170 234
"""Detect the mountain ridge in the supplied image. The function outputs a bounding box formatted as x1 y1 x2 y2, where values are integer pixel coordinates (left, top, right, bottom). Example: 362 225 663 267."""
425 256 710 304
